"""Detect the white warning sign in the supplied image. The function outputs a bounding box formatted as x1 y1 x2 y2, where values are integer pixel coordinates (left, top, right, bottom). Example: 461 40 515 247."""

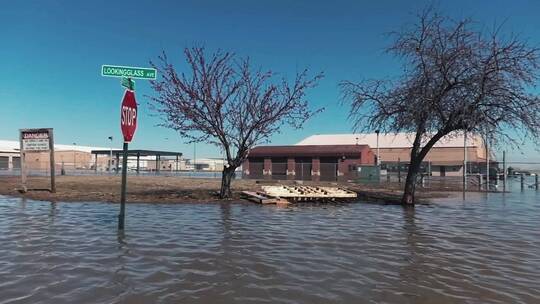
22 131 50 151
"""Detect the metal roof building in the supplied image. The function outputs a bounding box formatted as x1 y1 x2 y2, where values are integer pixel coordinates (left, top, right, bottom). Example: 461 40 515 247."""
297 132 485 149
296 132 490 177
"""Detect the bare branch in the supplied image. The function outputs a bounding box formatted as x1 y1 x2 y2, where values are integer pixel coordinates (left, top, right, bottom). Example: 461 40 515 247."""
341 8 540 204
148 47 323 198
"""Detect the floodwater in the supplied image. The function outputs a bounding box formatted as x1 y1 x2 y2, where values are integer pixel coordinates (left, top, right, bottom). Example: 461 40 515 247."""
0 181 539 304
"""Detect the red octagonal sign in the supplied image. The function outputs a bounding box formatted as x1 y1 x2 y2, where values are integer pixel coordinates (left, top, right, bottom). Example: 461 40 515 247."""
120 90 137 142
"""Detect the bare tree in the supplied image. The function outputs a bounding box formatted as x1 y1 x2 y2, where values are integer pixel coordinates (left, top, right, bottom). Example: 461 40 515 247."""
341 8 540 205
150 47 323 198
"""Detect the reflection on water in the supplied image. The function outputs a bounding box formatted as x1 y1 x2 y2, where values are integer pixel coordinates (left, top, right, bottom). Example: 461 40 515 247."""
0 182 539 304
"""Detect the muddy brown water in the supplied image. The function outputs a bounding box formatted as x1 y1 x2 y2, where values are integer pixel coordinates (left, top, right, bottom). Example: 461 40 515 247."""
0 181 539 304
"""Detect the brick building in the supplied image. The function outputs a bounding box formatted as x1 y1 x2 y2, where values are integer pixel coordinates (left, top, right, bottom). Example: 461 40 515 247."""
242 145 375 182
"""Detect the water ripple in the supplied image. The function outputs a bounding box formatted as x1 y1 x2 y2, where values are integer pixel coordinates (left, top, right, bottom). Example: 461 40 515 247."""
0 186 539 303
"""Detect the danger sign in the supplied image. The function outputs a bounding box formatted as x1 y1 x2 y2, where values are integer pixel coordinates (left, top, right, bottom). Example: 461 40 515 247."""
19 128 56 193
120 90 137 142
22 131 51 151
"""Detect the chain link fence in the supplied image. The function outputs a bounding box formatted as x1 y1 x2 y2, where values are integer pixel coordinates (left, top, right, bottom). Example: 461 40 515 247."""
0 158 240 179
355 161 540 192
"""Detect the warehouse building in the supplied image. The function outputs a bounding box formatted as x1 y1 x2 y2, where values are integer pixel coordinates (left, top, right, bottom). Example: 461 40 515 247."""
242 145 374 182
0 140 21 171
296 132 490 177
0 140 114 173
1 140 183 174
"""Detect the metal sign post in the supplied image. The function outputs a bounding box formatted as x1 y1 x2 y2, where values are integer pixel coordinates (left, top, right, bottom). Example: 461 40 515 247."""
119 142 129 230
118 90 138 230
19 128 55 193
102 64 155 231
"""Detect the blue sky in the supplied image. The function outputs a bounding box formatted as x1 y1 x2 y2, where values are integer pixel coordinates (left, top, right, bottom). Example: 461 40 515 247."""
1 0 539 163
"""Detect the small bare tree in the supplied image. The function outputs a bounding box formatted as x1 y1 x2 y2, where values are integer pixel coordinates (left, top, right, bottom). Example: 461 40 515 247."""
341 8 540 204
150 47 322 198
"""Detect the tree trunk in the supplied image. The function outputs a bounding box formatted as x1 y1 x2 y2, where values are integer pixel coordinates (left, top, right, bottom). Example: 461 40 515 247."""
219 166 236 199
402 158 422 205
400 130 447 205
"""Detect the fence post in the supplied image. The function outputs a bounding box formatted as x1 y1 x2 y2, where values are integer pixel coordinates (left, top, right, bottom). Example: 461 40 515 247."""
398 158 401 184
427 161 431 188
94 154 98 174
502 151 506 192
536 174 539 191
521 174 525 190
478 174 482 191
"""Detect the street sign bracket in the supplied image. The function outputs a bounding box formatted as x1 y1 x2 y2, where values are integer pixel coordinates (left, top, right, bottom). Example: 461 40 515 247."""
121 77 136 91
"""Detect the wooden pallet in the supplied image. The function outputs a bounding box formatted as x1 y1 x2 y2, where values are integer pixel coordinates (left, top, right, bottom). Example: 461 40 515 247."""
241 191 290 205
242 185 357 204
261 185 357 200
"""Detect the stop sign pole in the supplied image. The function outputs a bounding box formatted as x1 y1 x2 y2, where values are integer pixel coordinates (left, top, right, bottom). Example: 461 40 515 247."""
119 89 137 230
101 64 156 231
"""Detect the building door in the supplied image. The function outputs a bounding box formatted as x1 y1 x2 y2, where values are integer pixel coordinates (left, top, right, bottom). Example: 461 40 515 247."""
0 157 8 170
320 157 338 181
295 157 312 181
249 158 264 179
271 158 287 180
440 166 446 177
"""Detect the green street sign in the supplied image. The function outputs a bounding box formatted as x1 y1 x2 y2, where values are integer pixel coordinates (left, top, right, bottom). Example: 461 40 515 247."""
121 77 136 91
101 65 157 80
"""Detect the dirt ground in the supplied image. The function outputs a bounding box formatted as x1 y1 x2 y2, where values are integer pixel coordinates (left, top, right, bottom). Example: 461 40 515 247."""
0 175 452 204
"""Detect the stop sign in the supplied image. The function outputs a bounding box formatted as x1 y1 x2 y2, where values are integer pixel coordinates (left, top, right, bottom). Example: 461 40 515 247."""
120 90 137 142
